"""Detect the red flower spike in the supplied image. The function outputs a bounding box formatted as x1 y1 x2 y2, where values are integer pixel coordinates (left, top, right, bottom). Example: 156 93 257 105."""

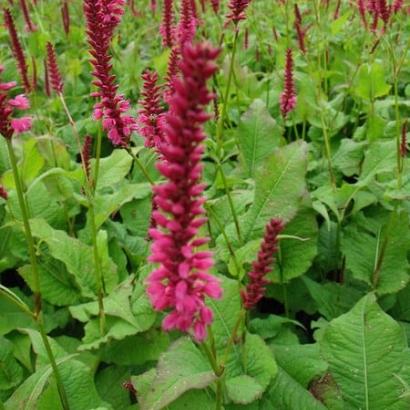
210 0 219 13
176 0 196 49
0 65 32 139
19 0 36 32
400 120 408 158
241 219 284 310
160 0 174 47
83 0 136 147
46 42 64 94
3 9 31 93
44 58 50 97
147 42 222 342
280 48 297 118
136 70 164 149
82 135 93 179
61 0 70 35
226 0 251 26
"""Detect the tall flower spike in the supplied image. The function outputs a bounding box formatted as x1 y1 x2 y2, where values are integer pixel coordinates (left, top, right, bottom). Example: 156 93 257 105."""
210 0 219 13
357 0 368 28
241 219 284 310
84 0 136 146
136 70 164 149
225 0 251 26
160 0 175 48
377 0 391 25
0 65 32 139
61 0 70 35
164 47 180 100
19 0 36 32
44 58 51 97
46 42 64 94
176 0 196 48
147 42 222 342
294 4 306 54
3 9 31 93
82 135 93 179
280 48 296 118
400 120 408 158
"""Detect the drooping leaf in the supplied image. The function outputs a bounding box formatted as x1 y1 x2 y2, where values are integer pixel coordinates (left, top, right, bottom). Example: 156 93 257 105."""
321 293 410 410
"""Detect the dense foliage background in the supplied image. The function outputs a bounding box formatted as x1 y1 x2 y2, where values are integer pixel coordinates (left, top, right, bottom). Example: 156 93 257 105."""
0 0 410 409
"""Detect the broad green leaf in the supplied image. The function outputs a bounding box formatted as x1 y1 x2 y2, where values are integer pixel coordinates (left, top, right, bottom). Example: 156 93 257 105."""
341 212 410 295
321 293 410 410
92 183 151 230
95 150 133 191
271 208 318 282
303 277 363 320
225 375 264 405
250 315 302 340
0 336 23 391
21 139 45 185
242 141 308 241
353 62 391 101
333 139 366 177
139 337 217 410
237 99 282 177
261 367 327 410
30 218 118 298
19 255 82 307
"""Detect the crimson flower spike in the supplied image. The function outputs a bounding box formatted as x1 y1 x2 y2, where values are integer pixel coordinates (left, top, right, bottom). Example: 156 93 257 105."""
392 0 403 13
0 185 8 200
294 4 306 54
0 65 32 140
226 0 252 27
280 48 297 118
241 219 284 310
165 46 180 100
3 9 31 93
61 0 70 35
46 42 64 94
82 135 93 179
147 42 222 342
19 0 36 32
43 58 51 97
176 0 196 49
377 0 391 25
136 70 164 149
83 0 136 147
357 0 368 29
160 0 175 48
210 0 219 14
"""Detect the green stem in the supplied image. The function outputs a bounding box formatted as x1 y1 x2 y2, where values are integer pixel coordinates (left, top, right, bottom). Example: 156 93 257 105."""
6 139 70 410
93 127 103 191
87 201 106 335
393 74 402 188
126 148 155 185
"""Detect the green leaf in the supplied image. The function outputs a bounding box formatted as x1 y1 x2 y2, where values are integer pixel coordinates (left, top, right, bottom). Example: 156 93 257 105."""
21 139 45 185
321 293 410 410
333 139 366 177
353 62 391 101
341 212 410 295
0 336 23 391
242 141 308 241
225 375 264 405
271 208 318 283
94 150 133 191
261 367 327 410
139 337 217 410
237 99 282 177
30 218 118 298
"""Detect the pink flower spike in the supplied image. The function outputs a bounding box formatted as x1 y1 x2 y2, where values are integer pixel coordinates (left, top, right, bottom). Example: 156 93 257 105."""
8 94 30 109
280 48 297 118
225 0 252 27
0 81 17 91
146 42 222 343
241 219 284 310
11 116 32 134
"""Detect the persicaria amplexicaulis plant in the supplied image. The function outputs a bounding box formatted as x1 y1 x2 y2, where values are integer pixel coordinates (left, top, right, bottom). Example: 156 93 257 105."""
83 0 136 147
3 8 31 93
280 48 297 118
176 0 196 49
46 42 64 94
241 219 284 309
0 65 32 139
147 42 222 342
61 0 70 35
136 70 164 149
226 0 252 27
82 135 93 179
19 0 36 32
160 0 175 47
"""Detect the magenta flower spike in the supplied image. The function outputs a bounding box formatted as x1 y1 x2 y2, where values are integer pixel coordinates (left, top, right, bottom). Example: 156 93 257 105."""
19 0 36 32
241 219 284 310
3 9 31 93
84 0 136 147
226 0 252 27
280 48 297 118
0 66 32 140
136 70 164 149
147 42 222 342
176 0 196 48
61 0 70 35
160 0 175 47
46 42 64 94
